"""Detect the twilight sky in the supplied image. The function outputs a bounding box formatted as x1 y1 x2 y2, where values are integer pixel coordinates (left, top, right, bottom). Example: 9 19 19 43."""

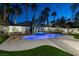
16 3 73 23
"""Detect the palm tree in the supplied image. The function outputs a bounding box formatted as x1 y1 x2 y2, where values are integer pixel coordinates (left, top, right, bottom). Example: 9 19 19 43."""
5 4 14 25
40 7 50 26
44 7 50 25
7 5 15 25
38 16 45 32
0 4 3 25
74 11 79 24
51 11 57 23
59 16 66 27
31 3 38 33
39 10 46 31
3 4 7 22
66 18 72 28
0 4 8 25
31 3 38 25
25 3 30 22
40 15 46 26
31 3 37 20
75 11 79 18
51 20 55 27
13 4 22 24
40 10 46 24
0 4 11 25
71 3 78 22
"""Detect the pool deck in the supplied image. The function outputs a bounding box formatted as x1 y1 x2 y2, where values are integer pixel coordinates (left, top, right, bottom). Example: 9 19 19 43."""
50 35 79 56
0 35 79 55
0 37 61 51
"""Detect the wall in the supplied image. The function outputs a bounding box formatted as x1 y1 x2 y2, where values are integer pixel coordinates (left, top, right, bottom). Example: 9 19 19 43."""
3 26 30 34
1 26 79 34
44 27 79 34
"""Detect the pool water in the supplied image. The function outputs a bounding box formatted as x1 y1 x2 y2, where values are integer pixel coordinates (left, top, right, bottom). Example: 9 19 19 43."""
21 33 63 40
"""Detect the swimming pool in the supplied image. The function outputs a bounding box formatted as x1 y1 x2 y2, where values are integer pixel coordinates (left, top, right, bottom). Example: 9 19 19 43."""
21 32 63 40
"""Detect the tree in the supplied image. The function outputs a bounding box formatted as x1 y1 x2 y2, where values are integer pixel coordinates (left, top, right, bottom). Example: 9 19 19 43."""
59 16 66 27
44 7 50 25
51 20 55 27
40 10 46 24
75 11 79 18
0 4 11 25
40 15 46 26
25 3 30 22
8 8 15 25
0 4 3 24
0 4 8 25
13 4 22 24
31 3 37 20
71 3 78 22
3 4 7 22
38 16 45 32
40 7 50 26
31 3 38 33
51 11 57 24
74 11 79 27
6 4 15 25
65 18 72 28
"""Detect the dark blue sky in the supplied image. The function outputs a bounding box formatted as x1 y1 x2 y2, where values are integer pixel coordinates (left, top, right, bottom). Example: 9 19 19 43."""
16 3 72 23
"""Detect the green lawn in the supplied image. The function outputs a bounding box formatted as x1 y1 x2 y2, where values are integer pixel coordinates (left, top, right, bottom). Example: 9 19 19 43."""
0 45 73 56
0 34 9 44
70 34 79 39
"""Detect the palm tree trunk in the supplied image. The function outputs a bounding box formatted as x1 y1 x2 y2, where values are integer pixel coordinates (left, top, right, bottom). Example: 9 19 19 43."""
32 10 36 33
33 10 36 20
72 13 74 22
30 23 33 34
7 13 10 25
10 14 13 25
26 7 28 22
43 21 45 32
3 4 7 25
54 16 55 26
54 16 55 22
14 10 18 24
14 14 17 24
47 17 49 25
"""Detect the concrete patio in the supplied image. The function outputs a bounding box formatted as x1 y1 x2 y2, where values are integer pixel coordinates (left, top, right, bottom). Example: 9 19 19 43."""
0 37 61 51
0 35 79 55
